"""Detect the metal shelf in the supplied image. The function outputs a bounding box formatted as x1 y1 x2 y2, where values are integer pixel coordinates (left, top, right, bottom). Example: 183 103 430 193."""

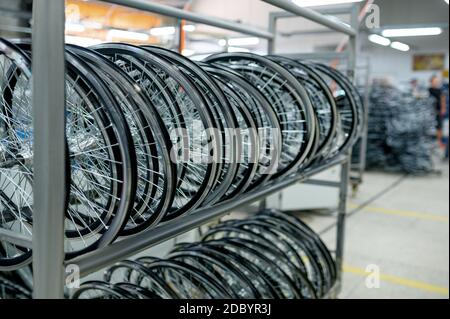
17 0 362 299
262 0 357 36
106 0 274 39
69 155 349 277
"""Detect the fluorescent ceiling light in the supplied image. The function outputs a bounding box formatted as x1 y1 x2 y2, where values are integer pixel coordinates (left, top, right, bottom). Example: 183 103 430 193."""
65 23 85 33
183 25 196 32
390 41 410 52
227 47 251 53
227 37 260 46
445 0 449 4
218 39 227 46
368 34 391 46
292 0 363 7
382 27 442 37
181 49 195 57
150 26 176 36
65 35 102 47
107 29 149 41
82 21 103 29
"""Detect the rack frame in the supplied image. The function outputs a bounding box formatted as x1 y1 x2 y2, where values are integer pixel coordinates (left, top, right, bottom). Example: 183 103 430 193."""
1 0 361 299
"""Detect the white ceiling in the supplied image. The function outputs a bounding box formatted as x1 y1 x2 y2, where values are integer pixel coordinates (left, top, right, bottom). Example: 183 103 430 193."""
367 0 449 50
187 0 448 53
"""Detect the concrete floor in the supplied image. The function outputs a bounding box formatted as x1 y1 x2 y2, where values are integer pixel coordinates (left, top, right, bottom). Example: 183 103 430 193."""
317 162 449 299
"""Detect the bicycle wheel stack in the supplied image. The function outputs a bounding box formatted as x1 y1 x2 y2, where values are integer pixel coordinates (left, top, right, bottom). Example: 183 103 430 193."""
73 210 335 299
0 38 365 282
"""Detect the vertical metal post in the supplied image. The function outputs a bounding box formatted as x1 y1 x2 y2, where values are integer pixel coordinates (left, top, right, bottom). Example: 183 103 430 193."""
32 0 66 299
335 153 350 283
346 4 359 81
267 12 277 54
358 61 370 179
175 19 182 53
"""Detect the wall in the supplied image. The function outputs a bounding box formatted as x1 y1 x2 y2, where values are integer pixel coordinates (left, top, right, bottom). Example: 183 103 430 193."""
361 38 450 88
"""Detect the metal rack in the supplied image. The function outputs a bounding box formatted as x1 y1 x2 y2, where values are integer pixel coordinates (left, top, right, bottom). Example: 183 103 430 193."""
267 3 369 195
8 0 360 299
351 61 371 193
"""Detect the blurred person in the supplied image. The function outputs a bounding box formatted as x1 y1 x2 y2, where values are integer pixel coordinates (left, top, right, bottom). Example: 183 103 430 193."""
442 80 449 160
410 78 420 97
429 75 444 146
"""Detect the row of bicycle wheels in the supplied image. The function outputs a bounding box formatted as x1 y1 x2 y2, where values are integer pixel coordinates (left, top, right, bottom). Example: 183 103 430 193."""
0 38 364 271
73 210 336 299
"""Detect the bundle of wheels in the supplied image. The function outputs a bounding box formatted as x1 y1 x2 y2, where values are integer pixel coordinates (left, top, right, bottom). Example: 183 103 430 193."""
365 83 436 173
73 209 335 299
0 38 364 272
0 269 32 299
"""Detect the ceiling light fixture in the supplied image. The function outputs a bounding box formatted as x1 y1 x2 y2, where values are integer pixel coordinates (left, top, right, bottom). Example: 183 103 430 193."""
150 26 176 36
183 25 196 32
227 37 260 46
107 29 149 41
82 21 103 29
368 34 391 46
181 49 196 57
382 27 443 37
65 35 102 47
292 0 363 7
227 47 251 53
218 39 227 46
65 23 85 33
390 41 410 52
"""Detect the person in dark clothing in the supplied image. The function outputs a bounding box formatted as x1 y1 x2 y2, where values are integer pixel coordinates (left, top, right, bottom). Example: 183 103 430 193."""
429 75 443 143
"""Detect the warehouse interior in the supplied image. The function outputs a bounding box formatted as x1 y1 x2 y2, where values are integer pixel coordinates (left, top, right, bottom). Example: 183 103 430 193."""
0 0 448 300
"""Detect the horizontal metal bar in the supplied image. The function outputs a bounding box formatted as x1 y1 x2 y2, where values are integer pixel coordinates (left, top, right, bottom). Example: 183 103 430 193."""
262 0 357 36
303 179 342 188
0 24 32 34
282 29 340 37
0 228 33 249
270 6 355 19
103 0 274 39
70 155 348 277
282 51 349 61
0 7 32 20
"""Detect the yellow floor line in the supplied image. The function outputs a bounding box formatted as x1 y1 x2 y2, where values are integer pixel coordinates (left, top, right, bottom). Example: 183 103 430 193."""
343 264 449 296
348 203 449 223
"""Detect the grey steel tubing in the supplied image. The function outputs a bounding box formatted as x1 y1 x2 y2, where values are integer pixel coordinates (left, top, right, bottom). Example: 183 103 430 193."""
0 228 33 249
32 0 66 299
335 154 350 282
69 155 347 277
104 0 274 39
261 0 357 36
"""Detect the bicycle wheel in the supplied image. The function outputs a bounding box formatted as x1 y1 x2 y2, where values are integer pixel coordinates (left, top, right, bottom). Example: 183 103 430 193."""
200 63 282 190
0 39 36 270
268 56 338 163
205 52 316 179
93 43 219 219
203 225 316 298
307 63 359 156
6 40 137 260
67 45 175 235
141 46 240 206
